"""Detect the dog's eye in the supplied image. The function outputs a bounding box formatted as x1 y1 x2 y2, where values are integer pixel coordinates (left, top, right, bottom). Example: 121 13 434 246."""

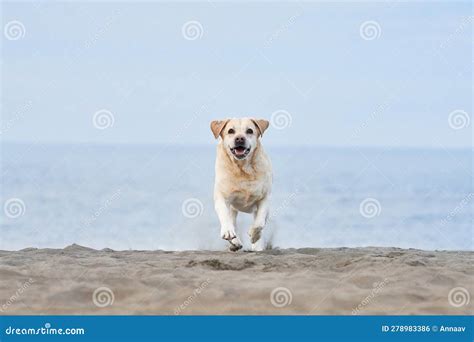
246 128 254 134
228 129 235 134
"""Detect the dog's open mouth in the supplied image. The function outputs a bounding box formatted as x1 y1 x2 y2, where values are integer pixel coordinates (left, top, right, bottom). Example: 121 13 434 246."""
230 146 251 159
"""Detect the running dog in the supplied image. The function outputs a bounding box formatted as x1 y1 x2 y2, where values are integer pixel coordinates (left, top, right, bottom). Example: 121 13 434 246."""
210 118 272 251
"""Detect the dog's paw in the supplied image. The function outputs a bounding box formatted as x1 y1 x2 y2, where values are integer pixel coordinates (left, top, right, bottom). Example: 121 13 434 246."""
251 238 264 252
221 228 243 252
229 238 243 252
221 228 237 241
248 226 263 244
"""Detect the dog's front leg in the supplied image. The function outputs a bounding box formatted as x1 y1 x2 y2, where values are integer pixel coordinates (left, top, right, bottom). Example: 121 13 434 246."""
249 196 270 251
214 194 242 251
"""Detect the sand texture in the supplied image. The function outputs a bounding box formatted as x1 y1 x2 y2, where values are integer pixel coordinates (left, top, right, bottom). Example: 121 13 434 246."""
0 244 472 315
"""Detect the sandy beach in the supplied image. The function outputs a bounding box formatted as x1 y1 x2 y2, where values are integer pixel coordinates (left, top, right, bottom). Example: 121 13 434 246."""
0 244 472 315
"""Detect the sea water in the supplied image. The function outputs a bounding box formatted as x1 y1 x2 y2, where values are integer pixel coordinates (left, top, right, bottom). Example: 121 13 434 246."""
1 143 472 251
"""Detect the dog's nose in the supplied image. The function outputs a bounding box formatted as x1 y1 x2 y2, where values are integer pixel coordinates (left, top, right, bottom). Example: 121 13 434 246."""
235 136 246 145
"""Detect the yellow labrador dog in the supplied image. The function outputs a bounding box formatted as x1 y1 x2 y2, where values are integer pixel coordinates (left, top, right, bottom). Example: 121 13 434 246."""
210 118 272 251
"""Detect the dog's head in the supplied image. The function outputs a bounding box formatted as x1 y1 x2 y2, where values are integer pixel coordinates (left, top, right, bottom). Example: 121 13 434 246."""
210 118 269 160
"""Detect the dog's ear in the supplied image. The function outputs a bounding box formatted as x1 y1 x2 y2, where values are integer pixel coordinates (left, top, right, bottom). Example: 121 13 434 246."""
210 120 229 139
251 119 270 137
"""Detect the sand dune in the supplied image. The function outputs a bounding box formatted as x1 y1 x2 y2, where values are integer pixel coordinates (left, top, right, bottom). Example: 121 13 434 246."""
0 244 472 315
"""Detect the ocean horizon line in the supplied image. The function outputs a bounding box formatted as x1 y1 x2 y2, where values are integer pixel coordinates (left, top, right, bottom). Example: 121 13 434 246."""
2 140 473 153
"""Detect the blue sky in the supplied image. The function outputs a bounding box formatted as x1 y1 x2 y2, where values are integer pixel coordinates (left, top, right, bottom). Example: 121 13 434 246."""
2 1 472 148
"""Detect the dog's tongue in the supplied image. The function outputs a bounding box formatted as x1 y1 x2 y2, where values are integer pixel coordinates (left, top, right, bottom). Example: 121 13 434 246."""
234 147 246 155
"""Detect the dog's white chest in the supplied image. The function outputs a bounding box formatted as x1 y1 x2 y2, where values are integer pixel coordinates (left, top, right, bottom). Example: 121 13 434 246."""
227 180 267 213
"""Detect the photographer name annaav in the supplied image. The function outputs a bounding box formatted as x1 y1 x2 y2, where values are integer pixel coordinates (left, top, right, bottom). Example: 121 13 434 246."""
439 326 466 333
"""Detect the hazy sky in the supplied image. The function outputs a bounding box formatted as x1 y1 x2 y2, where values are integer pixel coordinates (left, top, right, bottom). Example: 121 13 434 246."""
2 1 472 148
